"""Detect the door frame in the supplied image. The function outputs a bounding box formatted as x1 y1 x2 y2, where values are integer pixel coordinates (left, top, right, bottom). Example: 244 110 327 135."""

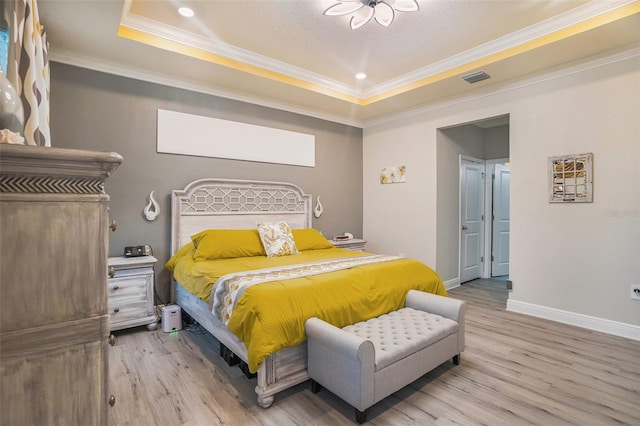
483 158 510 278
458 156 510 281
459 155 485 283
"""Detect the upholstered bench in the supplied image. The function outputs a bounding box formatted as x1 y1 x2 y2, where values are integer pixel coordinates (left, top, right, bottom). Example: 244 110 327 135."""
305 290 466 423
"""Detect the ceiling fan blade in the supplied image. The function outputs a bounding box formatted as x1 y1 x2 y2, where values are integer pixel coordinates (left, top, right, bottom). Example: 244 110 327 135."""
374 2 395 27
324 1 365 16
350 7 375 29
390 0 419 12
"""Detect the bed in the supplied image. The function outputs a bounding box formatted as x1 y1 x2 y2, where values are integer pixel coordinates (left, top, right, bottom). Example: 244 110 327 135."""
168 178 446 408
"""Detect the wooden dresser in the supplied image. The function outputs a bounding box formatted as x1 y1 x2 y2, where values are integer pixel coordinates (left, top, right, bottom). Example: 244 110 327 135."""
0 144 122 425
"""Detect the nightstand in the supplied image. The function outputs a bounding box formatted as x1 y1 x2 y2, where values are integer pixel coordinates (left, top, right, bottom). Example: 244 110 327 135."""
107 255 158 331
331 238 367 251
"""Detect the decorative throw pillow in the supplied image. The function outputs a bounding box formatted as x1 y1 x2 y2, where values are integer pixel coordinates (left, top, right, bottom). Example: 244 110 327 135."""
257 222 299 258
191 229 266 261
291 228 334 251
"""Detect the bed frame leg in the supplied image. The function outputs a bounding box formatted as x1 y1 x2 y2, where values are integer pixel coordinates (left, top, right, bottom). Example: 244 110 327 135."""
257 394 274 408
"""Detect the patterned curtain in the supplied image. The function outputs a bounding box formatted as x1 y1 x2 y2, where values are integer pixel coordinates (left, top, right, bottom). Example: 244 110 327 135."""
11 0 50 146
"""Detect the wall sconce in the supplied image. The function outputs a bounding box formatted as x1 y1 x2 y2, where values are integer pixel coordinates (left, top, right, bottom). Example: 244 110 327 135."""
314 196 323 218
144 191 160 221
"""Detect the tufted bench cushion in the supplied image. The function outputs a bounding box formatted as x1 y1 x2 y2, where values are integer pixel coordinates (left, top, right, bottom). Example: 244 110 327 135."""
342 307 459 371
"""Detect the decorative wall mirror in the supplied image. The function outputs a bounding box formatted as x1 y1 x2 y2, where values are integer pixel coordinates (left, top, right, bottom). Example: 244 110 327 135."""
549 153 593 203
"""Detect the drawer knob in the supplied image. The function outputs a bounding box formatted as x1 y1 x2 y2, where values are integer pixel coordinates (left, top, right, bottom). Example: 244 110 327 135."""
112 285 119 291
108 334 116 346
109 394 116 407
108 266 115 278
113 308 120 313
109 219 117 232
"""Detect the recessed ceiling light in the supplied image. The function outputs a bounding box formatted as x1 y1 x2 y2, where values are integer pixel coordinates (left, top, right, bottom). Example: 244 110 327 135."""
178 7 194 18
355 73 367 80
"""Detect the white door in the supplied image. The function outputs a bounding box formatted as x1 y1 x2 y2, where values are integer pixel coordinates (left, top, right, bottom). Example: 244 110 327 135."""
460 159 484 283
491 164 510 277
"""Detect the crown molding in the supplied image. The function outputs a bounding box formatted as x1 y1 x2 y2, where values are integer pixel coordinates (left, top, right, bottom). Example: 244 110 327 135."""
119 6 362 99
119 0 638 105
363 0 638 98
49 45 638 131
48 50 365 129
363 46 640 128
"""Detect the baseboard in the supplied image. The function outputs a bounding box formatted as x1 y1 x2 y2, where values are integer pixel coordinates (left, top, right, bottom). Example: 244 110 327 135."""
443 278 460 291
507 299 640 341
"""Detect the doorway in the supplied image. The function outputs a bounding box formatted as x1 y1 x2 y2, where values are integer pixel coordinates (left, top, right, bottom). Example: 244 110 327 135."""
435 115 509 287
459 157 510 282
453 116 510 284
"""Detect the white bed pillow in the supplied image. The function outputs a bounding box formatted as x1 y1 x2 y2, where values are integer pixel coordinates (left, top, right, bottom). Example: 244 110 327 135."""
257 221 299 258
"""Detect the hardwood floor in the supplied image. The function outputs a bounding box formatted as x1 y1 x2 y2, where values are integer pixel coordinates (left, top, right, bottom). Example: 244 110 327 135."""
109 279 640 425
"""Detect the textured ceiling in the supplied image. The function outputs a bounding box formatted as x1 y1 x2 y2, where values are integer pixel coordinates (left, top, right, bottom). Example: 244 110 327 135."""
39 0 640 126
125 0 586 88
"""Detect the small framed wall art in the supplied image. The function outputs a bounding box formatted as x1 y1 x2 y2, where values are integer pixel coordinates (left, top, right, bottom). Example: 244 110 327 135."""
548 153 593 203
380 166 406 184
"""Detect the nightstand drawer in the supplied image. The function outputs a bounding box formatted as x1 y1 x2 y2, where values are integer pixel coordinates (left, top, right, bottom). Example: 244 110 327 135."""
109 299 149 323
112 267 152 279
108 276 149 299
108 277 151 319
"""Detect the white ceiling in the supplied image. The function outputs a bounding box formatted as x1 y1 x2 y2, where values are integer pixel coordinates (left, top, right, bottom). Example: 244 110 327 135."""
39 0 640 127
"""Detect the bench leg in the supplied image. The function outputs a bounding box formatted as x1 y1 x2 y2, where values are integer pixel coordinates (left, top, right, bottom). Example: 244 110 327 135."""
355 408 368 424
311 379 321 394
453 354 460 365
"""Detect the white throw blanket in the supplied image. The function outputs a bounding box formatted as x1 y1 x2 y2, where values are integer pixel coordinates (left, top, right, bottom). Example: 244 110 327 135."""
211 254 400 324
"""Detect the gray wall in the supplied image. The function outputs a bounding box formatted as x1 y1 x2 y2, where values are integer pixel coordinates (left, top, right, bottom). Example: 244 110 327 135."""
435 124 509 282
50 63 363 303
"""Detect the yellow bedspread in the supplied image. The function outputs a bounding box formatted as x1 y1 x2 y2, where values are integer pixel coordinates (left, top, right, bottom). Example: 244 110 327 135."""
167 246 446 373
